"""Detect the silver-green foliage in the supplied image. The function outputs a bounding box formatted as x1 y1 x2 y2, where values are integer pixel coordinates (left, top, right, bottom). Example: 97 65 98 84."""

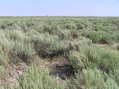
18 64 65 89
69 69 119 89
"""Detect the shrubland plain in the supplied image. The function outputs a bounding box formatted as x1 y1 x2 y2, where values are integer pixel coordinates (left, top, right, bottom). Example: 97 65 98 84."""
0 17 119 89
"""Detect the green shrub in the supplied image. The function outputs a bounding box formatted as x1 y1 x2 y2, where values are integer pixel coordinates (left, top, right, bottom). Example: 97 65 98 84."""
18 64 65 89
68 51 88 72
9 40 36 64
0 48 7 66
80 44 119 70
0 31 11 65
5 30 26 41
29 32 75 58
87 31 108 43
69 68 119 89
79 44 119 85
65 23 77 30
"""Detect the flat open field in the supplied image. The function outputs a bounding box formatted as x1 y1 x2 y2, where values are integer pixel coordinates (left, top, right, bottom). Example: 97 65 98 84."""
0 17 119 89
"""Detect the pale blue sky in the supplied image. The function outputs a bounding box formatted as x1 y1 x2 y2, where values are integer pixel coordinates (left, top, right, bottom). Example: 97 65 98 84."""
0 0 119 16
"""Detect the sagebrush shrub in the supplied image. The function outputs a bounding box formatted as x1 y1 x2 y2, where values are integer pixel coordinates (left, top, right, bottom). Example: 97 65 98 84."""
69 68 119 89
18 64 65 89
8 40 36 64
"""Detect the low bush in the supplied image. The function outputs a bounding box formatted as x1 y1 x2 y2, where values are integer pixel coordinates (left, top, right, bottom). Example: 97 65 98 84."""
69 68 119 89
18 64 65 89
9 40 36 64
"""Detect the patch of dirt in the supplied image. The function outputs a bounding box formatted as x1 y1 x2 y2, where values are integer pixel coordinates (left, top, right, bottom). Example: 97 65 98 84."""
112 43 119 50
99 64 110 74
49 57 75 80
50 64 75 80
97 44 109 48
0 63 27 88
99 40 109 45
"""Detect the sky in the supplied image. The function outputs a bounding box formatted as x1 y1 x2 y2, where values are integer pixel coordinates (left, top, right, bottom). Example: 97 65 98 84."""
0 0 119 16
